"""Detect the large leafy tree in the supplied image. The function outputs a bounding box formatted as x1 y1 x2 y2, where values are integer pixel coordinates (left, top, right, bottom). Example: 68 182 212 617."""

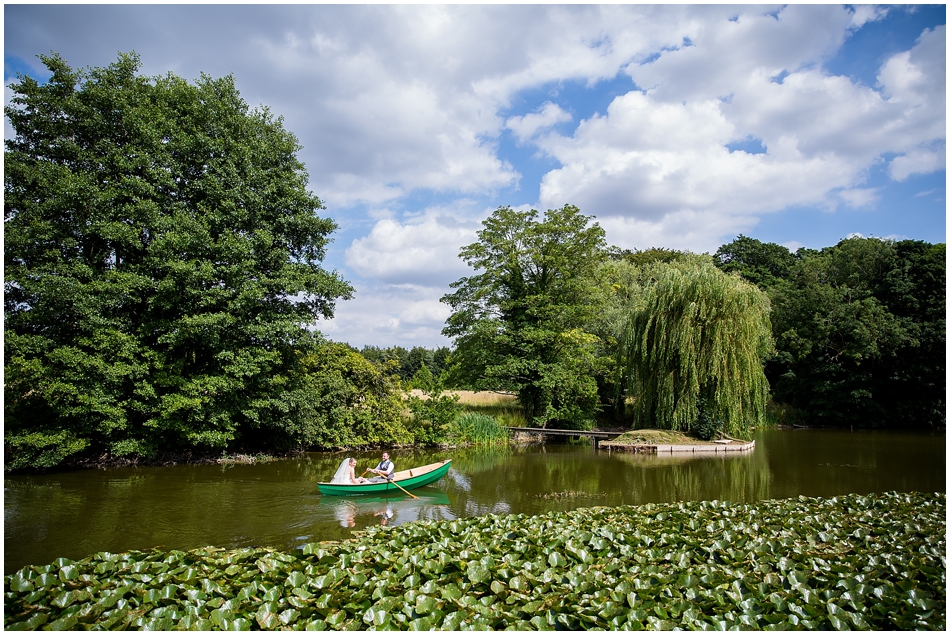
4 52 353 469
441 205 607 428
768 237 944 428
713 234 797 290
621 257 773 438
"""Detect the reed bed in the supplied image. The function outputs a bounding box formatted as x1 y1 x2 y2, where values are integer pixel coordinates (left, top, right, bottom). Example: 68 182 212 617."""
451 413 508 445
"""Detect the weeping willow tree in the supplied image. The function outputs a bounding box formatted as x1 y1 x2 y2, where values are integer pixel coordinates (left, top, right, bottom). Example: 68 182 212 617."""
623 257 773 439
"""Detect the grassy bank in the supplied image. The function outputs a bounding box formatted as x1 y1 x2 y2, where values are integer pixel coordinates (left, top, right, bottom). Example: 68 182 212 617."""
5 492 944 630
605 429 712 446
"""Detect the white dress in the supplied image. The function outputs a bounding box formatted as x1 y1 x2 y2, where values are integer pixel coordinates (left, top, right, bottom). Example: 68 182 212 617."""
329 459 352 484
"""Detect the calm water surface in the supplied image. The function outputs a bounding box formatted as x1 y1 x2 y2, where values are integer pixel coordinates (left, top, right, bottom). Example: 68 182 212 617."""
4 428 944 574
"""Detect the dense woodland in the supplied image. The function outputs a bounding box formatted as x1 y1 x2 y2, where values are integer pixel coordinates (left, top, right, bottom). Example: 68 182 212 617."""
5 54 945 470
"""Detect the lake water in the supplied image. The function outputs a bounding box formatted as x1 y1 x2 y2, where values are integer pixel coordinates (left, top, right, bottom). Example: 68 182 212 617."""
4 428 945 574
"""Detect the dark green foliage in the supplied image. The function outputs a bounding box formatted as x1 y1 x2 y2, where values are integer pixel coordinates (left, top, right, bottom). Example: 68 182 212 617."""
442 205 607 428
4 53 353 468
713 234 945 429
358 345 452 383
609 246 687 267
768 237 945 428
407 364 436 392
282 342 411 449
406 388 463 445
713 234 797 289
694 397 720 440
4 492 944 630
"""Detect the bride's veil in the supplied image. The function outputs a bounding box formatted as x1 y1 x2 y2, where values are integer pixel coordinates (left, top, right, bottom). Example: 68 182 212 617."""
330 458 351 484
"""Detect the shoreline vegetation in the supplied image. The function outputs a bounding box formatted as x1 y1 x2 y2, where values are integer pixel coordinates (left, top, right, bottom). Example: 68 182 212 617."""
20 388 926 474
5 491 944 631
17 390 749 474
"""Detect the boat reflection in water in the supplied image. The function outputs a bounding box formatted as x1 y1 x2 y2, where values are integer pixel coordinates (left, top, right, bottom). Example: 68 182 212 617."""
316 489 454 532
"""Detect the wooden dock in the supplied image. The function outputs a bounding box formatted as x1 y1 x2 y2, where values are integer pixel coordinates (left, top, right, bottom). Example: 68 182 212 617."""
503 427 755 453
602 440 756 454
504 427 624 447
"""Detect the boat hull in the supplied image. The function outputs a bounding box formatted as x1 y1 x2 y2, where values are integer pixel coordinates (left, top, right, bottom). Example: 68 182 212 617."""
317 459 451 496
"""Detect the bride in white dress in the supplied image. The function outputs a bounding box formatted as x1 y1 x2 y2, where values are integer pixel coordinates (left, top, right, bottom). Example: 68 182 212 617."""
329 458 365 484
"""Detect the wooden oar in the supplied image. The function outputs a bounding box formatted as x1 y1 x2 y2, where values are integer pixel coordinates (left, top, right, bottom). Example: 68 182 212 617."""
384 474 418 499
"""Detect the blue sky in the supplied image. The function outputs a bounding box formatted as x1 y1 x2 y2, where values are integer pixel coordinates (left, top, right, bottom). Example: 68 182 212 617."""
5 4 945 347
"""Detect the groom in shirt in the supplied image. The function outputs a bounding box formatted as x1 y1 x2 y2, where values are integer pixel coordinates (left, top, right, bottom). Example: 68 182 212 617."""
368 451 395 482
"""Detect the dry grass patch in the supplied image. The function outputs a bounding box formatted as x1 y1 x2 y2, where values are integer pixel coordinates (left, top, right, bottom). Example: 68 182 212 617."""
406 390 517 406
405 390 526 426
454 390 517 406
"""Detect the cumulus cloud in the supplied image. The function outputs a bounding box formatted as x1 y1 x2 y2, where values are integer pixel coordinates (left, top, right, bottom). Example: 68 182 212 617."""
599 210 760 255
4 78 17 143
837 188 880 209
537 89 856 238
849 5 891 29
506 102 572 142
530 7 945 252
890 145 947 181
318 283 452 348
624 5 855 104
338 205 488 345
345 211 480 287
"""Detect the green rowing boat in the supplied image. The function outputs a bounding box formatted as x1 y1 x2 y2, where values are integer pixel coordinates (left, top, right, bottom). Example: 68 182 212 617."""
317 459 451 496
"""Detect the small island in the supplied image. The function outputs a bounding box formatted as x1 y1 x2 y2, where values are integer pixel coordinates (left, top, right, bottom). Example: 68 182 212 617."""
601 429 756 454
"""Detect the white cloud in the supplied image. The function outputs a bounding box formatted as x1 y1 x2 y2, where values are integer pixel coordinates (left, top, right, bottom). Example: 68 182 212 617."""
890 145 946 181
4 78 17 143
849 5 890 29
625 5 855 104
530 9 945 252
345 210 480 287
836 187 880 209
242 4 719 208
318 283 452 348
506 102 572 142
537 90 856 225
599 210 760 254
